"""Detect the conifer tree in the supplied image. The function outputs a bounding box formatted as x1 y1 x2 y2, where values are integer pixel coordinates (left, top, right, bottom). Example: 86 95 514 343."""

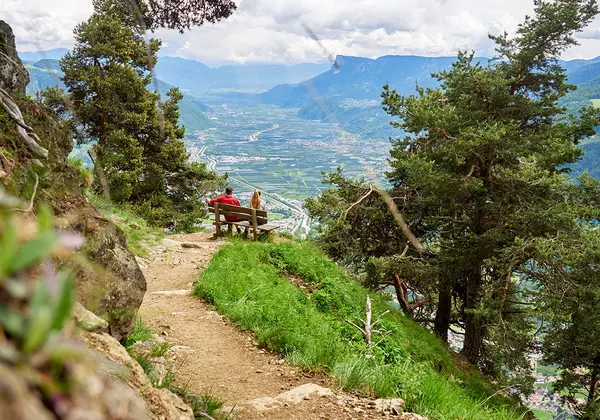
61 0 224 231
307 0 600 380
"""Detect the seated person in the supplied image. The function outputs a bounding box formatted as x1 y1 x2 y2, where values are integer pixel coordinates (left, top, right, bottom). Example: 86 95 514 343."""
245 190 267 237
205 186 242 232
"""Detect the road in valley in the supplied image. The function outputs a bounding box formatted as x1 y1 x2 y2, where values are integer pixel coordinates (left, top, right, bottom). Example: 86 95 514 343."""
188 145 310 236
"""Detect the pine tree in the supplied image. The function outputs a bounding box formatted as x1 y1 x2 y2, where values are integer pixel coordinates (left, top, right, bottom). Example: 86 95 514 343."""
61 0 224 231
307 0 600 380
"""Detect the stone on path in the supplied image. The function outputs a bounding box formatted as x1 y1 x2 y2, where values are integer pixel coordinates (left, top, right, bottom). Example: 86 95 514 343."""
151 290 191 296
373 398 405 415
241 383 334 412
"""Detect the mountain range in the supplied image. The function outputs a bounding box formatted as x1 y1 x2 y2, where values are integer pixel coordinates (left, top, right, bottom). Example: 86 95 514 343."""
18 49 600 141
260 54 600 138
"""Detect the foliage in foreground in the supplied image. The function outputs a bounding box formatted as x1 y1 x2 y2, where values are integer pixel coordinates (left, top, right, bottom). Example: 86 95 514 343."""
195 240 527 420
0 195 86 417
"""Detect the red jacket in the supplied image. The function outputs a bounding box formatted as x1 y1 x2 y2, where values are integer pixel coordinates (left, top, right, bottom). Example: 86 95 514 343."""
209 195 241 221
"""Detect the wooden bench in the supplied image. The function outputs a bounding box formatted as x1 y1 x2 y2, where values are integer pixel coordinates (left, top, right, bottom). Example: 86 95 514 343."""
208 202 279 240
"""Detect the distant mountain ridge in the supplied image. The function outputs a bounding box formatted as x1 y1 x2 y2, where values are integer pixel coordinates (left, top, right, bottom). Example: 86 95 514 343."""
154 56 330 90
18 48 70 62
18 49 331 91
261 54 600 138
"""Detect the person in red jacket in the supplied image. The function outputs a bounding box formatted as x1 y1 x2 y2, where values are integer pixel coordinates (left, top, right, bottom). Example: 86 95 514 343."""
205 187 242 228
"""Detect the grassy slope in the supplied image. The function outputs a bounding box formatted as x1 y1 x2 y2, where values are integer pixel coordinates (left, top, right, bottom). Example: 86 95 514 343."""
87 193 165 257
194 240 526 420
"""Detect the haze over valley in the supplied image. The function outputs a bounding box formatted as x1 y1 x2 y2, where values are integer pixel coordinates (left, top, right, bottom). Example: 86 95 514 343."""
21 49 600 235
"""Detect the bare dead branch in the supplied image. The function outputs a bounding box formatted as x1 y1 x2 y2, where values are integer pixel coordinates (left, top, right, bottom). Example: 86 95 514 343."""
340 186 374 221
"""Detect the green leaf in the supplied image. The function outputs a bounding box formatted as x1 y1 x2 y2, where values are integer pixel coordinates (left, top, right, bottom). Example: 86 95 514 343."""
37 204 53 233
0 306 26 338
29 279 50 314
23 306 53 353
9 231 58 274
0 217 17 280
51 272 75 331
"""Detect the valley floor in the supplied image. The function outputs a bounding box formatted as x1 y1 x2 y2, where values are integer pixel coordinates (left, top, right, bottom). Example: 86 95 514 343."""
137 233 405 419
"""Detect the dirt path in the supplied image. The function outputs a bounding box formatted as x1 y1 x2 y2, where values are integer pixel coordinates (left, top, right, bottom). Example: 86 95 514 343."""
137 233 406 420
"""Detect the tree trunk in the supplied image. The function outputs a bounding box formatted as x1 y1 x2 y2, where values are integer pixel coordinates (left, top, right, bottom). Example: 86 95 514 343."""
434 285 451 343
462 314 484 364
590 360 599 404
461 268 484 364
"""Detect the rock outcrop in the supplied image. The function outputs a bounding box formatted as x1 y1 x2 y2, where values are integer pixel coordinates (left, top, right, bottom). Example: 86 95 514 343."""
0 19 146 340
0 21 29 95
80 323 194 420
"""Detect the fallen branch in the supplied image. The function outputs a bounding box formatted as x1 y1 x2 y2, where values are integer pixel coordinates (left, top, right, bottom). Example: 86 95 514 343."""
0 88 48 160
391 274 430 314
341 182 427 253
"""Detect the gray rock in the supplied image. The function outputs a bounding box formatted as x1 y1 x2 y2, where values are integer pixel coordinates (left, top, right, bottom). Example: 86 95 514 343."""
275 383 333 404
239 383 334 413
399 414 428 420
373 398 405 415
81 331 194 419
74 303 109 332
0 21 29 95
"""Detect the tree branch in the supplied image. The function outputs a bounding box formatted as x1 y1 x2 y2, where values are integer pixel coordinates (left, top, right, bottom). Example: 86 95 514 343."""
340 186 374 221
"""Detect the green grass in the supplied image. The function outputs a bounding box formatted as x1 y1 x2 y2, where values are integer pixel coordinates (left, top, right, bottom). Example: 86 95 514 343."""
194 240 526 420
125 318 154 347
87 193 165 257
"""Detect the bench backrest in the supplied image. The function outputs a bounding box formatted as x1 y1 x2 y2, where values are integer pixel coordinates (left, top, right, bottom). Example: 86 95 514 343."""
208 202 268 224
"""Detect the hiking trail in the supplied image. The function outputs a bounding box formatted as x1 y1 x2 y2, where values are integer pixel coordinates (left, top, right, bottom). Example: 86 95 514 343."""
137 232 419 420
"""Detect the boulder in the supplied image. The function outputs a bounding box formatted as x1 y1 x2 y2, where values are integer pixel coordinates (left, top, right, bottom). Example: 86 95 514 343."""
56 205 146 342
0 20 29 95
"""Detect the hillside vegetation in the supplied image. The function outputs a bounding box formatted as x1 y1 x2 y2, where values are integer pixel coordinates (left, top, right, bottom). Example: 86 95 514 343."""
194 240 526 420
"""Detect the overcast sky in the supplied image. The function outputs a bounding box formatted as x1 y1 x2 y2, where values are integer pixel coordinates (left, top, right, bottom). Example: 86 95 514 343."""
5 0 600 65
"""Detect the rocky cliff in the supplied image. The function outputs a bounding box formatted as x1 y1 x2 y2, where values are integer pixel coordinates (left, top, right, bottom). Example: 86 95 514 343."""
0 19 145 341
0 20 191 419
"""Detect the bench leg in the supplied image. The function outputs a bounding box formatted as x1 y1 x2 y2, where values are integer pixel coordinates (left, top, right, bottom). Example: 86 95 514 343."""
228 224 233 235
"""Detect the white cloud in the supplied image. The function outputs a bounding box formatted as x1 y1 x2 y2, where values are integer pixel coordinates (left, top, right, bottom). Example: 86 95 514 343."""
3 0 600 63
2 0 92 51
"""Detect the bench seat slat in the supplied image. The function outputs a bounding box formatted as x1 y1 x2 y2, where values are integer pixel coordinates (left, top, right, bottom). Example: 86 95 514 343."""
208 208 267 224
208 203 266 218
